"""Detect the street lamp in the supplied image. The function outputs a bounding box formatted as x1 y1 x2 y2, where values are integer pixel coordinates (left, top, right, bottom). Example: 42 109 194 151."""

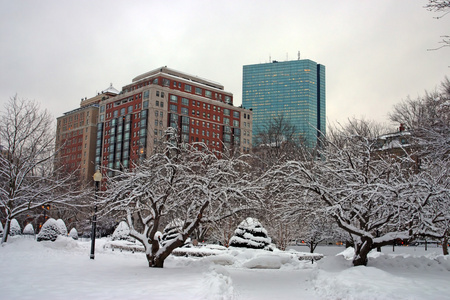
90 169 102 259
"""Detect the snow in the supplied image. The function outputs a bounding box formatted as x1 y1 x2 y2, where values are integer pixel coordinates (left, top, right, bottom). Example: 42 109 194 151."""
0 237 449 300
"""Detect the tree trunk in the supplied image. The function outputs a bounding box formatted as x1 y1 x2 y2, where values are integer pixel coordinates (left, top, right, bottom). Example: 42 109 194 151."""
353 237 373 266
442 236 449 256
147 253 165 268
1 217 11 244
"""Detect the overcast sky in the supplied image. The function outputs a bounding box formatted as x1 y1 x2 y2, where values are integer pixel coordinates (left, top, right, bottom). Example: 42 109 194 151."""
0 0 448 129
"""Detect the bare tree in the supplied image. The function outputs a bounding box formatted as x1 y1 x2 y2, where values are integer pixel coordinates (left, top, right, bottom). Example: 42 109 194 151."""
425 0 450 50
101 130 260 268
0 96 83 243
390 78 450 254
253 114 305 168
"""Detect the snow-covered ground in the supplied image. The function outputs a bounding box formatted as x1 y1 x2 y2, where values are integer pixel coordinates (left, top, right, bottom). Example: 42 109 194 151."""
1 236 449 300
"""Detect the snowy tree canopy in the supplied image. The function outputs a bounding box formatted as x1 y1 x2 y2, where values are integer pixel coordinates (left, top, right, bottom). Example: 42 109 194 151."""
0 97 87 243
37 218 61 242
111 221 131 241
268 118 449 266
101 129 260 267
9 219 21 236
69 228 78 240
23 223 34 235
229 218 272 250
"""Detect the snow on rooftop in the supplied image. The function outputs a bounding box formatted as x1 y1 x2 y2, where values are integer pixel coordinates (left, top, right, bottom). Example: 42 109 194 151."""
102 83 120 95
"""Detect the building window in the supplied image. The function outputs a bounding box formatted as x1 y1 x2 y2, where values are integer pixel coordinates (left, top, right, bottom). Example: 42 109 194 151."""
224 109 230 116
233 111 240 118
170 104 177 112
233 120 239 127
195 87 202 95
170 95 178 103
205 90 212 98
182 98 189 106
185 84 192 92
163 78 170 86
143 90 149 99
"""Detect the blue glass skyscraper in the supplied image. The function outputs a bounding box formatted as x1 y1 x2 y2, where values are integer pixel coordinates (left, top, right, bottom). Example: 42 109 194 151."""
242 59 325 147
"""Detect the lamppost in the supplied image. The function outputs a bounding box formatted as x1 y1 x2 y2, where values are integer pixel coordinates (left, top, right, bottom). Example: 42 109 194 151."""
90 169 102 259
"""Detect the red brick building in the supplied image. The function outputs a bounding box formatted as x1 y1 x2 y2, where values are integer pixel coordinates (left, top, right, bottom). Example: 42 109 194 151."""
55 85 120 182
56 67 253 180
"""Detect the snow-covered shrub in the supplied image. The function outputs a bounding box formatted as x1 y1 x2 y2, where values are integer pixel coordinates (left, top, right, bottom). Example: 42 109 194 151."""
0 222 3 237
37 218 61 242
56 219 68 236
69 228 78 240
9 219 22 236
161 219 191 247
23 223 35 235
229 217 272 250
112 221 132 241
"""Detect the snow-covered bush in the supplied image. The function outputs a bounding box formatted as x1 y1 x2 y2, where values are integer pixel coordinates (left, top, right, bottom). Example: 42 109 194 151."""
229 218 272 250
112 221 132 241
56 219 68 236
161 219 191 248
9 219 22 236
0 222 3 237
37 218 61 242
69 228 78 240
23 223 34 235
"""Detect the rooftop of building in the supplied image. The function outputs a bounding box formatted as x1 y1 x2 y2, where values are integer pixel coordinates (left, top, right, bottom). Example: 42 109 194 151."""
80 84 120 107
131 66 224 90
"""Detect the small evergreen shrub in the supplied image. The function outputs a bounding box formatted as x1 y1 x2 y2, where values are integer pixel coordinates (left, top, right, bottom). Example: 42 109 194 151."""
229 217 272 250
9 219 22 236
23 223 35 235
161 219 190 248
111 221 132 241
37 218 60 242
56 219 68 236
69 228 78 240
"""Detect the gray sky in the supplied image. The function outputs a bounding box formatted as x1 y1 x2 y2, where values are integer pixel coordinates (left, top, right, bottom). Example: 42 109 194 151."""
0 0 448 128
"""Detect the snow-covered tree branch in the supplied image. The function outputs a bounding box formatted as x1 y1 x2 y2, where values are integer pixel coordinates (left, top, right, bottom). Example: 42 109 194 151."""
0 96 84 243
267 117 448 266
101 129 261 267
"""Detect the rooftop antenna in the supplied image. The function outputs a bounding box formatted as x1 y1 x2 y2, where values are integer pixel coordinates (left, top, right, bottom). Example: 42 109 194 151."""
298 51 300 60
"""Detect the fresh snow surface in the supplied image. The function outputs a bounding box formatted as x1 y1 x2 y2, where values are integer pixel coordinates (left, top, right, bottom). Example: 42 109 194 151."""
0 237 449 300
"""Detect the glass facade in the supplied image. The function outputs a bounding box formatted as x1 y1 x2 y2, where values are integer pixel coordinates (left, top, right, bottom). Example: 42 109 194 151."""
242 59 325 147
